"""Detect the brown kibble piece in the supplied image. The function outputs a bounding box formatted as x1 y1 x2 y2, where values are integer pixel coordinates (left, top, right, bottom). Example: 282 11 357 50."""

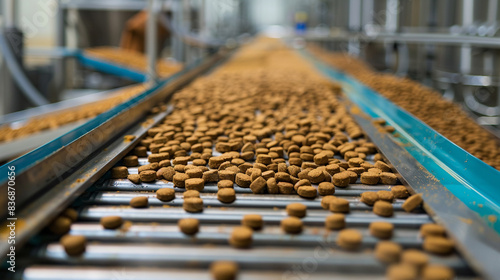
186 168 203 178
100 216 123 229
297 186 317 198
203 170 218 182
183 197 203 213
281 217 303 234
139 170 157 182
218 188 236 203
360 192 378 206
218 180 234 189
401 249 429 270
337 229 362 250
360 172 379 185
391 185 409 198
173 172 189 188
380 172 398 185
229 226 253 248
325 214 345 230
62 208 78 222
111 166 128 179
373 200 393 217
211 261 238 280
178 218 199 235
318 182 335 195
123 155 139 167
386 264 418 280
127 174 140 184
161 166 176 181
374 161 391 172
369 221 394 239
332 172 350 187
235 173 251 188
60 234 86 256
250 176 267 194
242 214 263 230
267 178 279 194
156 188 175 201
420 223 446 238
308 169 325 184
286 203 307 218
422 265 455 280
330 198 350 213
377 190 394 202
130 196 148 208
321 195 336 210
402 194 423 212
423 237 454 255
48 217 72 235
185 178 205 191
183 190 200 198
375 241 402 263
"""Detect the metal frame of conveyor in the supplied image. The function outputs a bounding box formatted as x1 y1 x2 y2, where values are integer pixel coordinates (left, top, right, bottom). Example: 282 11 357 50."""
300 49 500 279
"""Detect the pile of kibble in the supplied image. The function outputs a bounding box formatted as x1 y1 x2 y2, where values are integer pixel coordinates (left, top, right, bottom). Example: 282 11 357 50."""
308 44 500 170
51 38 456 280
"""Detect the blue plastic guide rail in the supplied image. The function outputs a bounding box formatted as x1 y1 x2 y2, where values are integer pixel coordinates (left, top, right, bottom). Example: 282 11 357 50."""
300 50 500 233
76 51 148 82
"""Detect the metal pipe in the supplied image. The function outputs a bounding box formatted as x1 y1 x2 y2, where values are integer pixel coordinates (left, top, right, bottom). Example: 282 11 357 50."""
146 0 159 83
2 0 15 28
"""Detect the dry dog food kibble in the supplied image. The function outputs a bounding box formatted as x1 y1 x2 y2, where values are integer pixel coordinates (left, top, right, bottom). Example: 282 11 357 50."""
325 214 345 230
423 237 454 255
332 172 350 187
369 221 394 239
386 264 417 280
156 188 175 202
183 190 200 198
100 216 123 229
360 172 379 185
48 217 72 235
178 218 200 235
380 172 398 185
391 185 409 198
218 180 234 189
401 249 429 270
420 223 446 238
377 190 394 202
130 196 148 208
183 197 203 213
321 195 336 209
402 194 423 212
185 178 205 191
139 170 157 182
173 173 189 188
127 174 141 184
123 155 139 167
318 182 335 195
330 198 350 213
242 214 263 230
250 176 267 194
235 173 251 188
218 188 236 203
337 229 362 250
373 201 393 217
62 208 78 222
286 203 307 218
360 192 378 206
60 234 86 256
281 217 303 234
297 186 317 198
422 265 455 280
210 261 238 280
111 166 128 179
375 241 402 263
229 226 253 248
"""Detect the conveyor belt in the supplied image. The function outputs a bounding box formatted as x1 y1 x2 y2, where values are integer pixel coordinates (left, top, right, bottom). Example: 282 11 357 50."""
2 39 497 280
8 115 474 280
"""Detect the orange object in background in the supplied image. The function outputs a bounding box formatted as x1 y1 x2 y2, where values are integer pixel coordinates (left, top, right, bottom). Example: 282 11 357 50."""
120 11 170 53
